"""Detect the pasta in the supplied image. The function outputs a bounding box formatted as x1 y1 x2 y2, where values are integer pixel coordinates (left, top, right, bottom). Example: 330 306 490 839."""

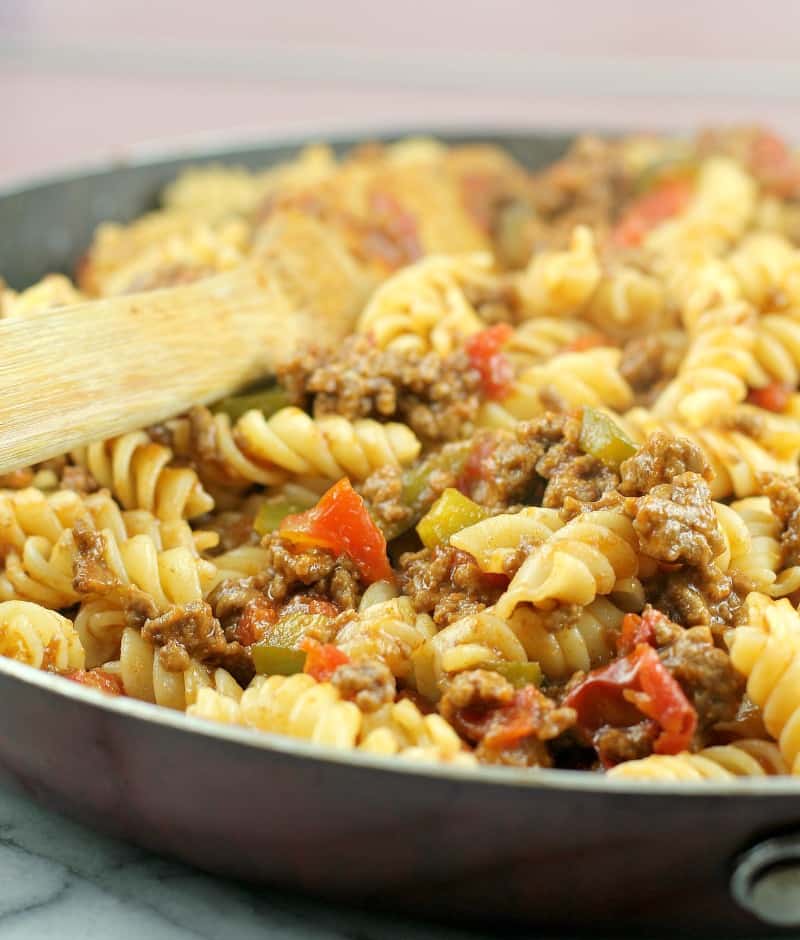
0 601 83 670
495 511 639 615
607 740 787 780
356 253 494 354
7 127 800 777
727 594 800 773
71 432 214 520
110 627 241 710
233 407 421 482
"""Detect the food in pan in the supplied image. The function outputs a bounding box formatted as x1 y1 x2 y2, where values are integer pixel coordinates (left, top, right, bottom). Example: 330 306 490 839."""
3 127 800 778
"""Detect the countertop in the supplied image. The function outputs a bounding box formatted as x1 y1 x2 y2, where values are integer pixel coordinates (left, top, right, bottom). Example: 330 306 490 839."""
0 781 493 940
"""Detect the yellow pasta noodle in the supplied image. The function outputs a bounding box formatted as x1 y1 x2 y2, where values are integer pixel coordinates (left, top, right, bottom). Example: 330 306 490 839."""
0 600 83 670
607 739 787 780
495 510 639 616
234 407 421 482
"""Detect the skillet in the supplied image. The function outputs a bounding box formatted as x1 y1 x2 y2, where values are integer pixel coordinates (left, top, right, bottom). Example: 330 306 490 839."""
1 130 799 934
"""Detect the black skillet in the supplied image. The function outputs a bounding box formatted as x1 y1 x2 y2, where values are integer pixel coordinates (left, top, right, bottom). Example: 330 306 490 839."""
1 130 799 935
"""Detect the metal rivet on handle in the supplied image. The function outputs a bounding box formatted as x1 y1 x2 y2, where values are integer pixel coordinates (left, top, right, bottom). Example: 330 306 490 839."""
731 835 800 927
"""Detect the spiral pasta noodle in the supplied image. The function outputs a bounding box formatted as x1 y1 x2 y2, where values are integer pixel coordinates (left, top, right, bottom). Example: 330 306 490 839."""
449 507 563 574
71 431 214 521
412 611 528 701
495 510 639 616
620 408 800 500
518 226 601 318
356 253 494 354
0 600 83 670
507 597 628 680
728 593 800 774
334 595 437 680
607 739 787 780
109 627 241 710
234 407 421 482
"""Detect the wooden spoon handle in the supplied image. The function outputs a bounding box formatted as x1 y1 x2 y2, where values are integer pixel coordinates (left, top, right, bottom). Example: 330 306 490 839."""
0 213 374 474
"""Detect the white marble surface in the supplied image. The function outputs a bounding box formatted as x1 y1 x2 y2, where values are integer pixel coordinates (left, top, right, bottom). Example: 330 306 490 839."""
0 782 523 940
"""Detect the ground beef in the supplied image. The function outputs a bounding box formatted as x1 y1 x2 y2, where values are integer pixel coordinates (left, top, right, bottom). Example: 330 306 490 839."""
467 414 617 511
256 534 363 610
659 631 745 734
593 720 659 767
440 669 575 767
208 575 339 649
357 464 413 537
142 601 227 670
619 333 684 396
440 668 516 715
331 660 396 712
648 565 750 633
399 545 506 627
619 432 712 496
760 473 800 567
118 595 256 683
527 135 633 249
278 335 482 442
630 472 724 566
536 434 619 511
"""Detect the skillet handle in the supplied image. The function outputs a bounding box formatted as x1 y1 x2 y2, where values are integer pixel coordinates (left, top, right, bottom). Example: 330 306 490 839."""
731 833 800 926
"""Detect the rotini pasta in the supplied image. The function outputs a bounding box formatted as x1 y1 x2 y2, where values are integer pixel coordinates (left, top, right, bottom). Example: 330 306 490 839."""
728 594 800 773
517 226 601 318
71 431 214 521
607 739 787 780
234 407 421 482
356 253 494 354
0 601 83 670
495 511 639 616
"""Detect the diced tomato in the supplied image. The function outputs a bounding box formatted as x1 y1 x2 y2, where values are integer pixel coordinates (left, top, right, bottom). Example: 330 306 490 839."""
617 607 670 655
750 130 800 198
565 332 612 353
626 648 697 756
466 324 515 400
456 434 497 495
61 668 124 696
234 596 279 647
747 381 794 413
301 639 350 683
612 178 693 248
280 478 393 584
483 685 549 749
456 684 550 748
564 644 697 758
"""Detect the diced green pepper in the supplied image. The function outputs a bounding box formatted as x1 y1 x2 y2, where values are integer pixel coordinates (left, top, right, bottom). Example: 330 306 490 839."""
381 440 474 541
402 440 472 508
481 660 543 688
269 614 331 650
254 493 317 536
251 645 307 676
579 407 638 470
213 386 291 422
416 487 488 549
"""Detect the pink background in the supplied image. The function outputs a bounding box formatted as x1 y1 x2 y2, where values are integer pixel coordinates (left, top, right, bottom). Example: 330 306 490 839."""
2 0 800 184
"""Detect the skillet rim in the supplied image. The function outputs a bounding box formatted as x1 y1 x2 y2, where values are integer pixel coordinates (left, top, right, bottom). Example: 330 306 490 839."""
2 124 797 799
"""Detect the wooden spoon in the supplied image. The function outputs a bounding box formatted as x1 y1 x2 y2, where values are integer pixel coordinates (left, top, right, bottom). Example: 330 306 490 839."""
0 212 375 476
